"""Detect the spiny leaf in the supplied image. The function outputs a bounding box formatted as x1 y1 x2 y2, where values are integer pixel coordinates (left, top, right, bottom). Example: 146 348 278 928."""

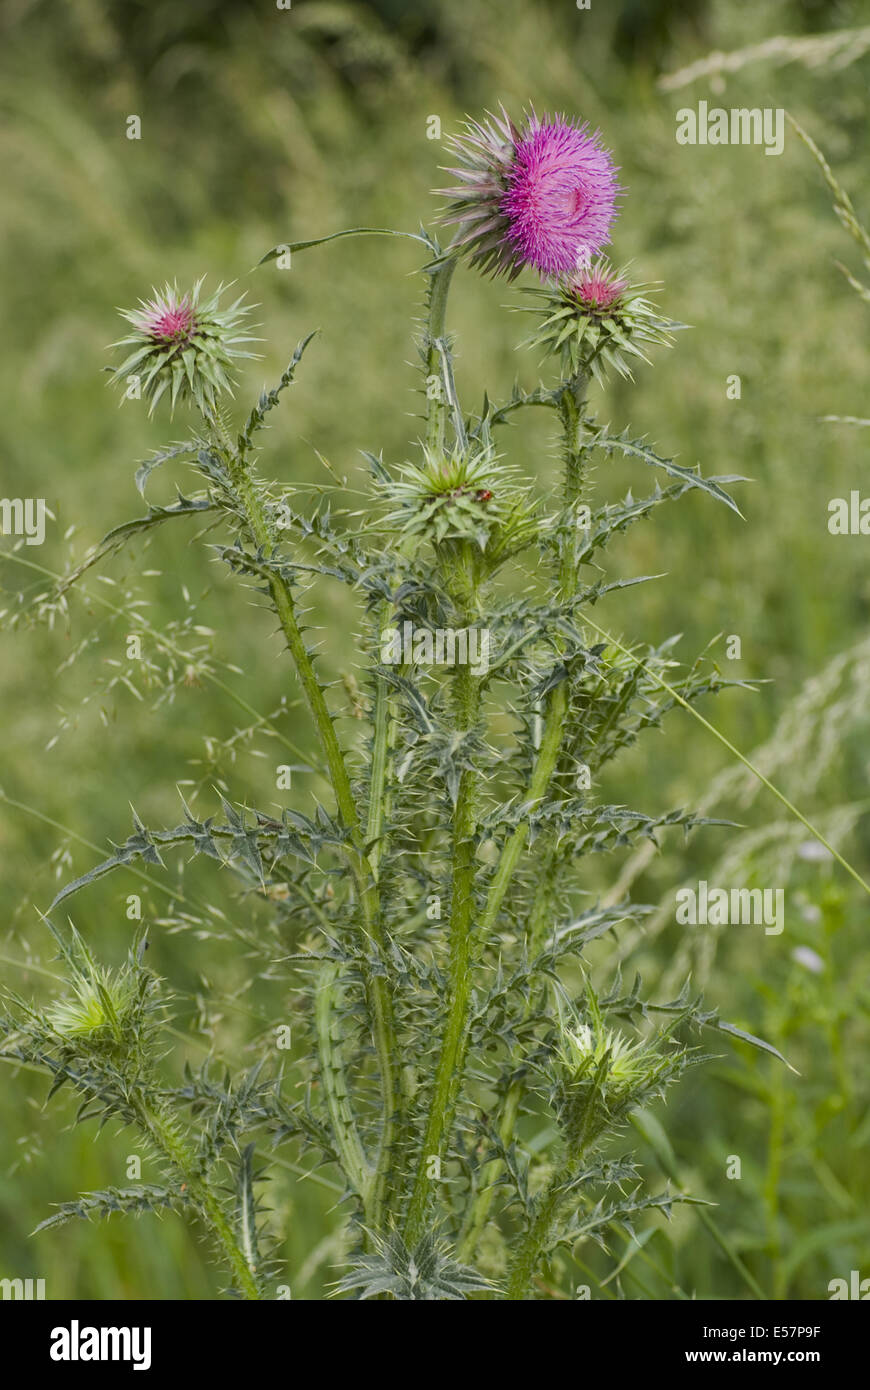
33 1184 185 1234
134 442 199 497
57 494 217 597
258 227 431 268
239 332 318 453
595 428 748 517
333 1229 494 1301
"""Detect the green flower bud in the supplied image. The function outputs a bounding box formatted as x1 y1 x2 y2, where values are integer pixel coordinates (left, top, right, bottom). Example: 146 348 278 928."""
48 964 143 1055
552 1020 687 1155
381 442 537 599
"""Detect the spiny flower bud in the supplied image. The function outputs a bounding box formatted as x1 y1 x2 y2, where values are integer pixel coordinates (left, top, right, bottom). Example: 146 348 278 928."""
383 442 506 549
109 277 260 417
380 441 538 601
378 439 536 603
521 259 681 383
48 964 141 1053
439 106 620 281
552 1020 688 1155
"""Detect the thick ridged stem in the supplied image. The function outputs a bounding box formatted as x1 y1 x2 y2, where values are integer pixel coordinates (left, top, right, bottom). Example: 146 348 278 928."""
366 603 393 883
222 445 398 1223
403 251 479 1244
506 1157 574 1301
459 375 590 1260
474 375 587 940
404 652 480 1246
315 962 372 1208
135 1094 261 1300
365 599 407 1225
458 842 561 1260
424 256 459 454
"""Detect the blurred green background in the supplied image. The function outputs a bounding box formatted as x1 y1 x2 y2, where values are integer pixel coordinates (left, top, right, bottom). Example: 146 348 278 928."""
1 0 869 1299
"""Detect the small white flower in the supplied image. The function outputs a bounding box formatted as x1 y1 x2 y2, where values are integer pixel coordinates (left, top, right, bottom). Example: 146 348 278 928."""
791 945 825 974
797 840 834 863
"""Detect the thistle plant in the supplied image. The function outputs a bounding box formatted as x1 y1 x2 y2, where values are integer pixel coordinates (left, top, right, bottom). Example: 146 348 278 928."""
2 105 793 1301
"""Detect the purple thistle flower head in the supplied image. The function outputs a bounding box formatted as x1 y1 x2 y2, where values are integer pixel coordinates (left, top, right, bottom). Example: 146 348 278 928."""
570 262 628 311
134 291 198 344
109 278 261 417
439 106 620 281
521 257 682 384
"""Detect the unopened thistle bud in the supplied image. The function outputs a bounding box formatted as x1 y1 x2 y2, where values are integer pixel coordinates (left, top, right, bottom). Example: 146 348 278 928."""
552 1021 687 1155
381 441 538 599
48 964 141 1054
383 442 505 549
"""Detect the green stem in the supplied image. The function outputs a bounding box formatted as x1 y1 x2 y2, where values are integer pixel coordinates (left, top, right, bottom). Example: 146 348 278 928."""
459 843 561 1259
404 655 480 1245
481 376 587 941
460 376 589 1257
556 383 586 591
366 603 393 882
217 421 359 836
365 601 407 1225
315 962 372 1209
366 604 426 1228
506 1158 574 1300
425 255 458 454
136 1093 261 1300
402 249 475 1243
221 442 398 1225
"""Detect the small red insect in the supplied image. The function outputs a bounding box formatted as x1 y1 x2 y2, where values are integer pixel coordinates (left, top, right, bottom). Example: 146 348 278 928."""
476 489 493 502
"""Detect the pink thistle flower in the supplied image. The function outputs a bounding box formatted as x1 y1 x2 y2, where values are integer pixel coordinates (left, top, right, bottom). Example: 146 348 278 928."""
440 106 620 280
135 292 198 343
520 257 682 383
570 263 628 311
109 278 260 417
